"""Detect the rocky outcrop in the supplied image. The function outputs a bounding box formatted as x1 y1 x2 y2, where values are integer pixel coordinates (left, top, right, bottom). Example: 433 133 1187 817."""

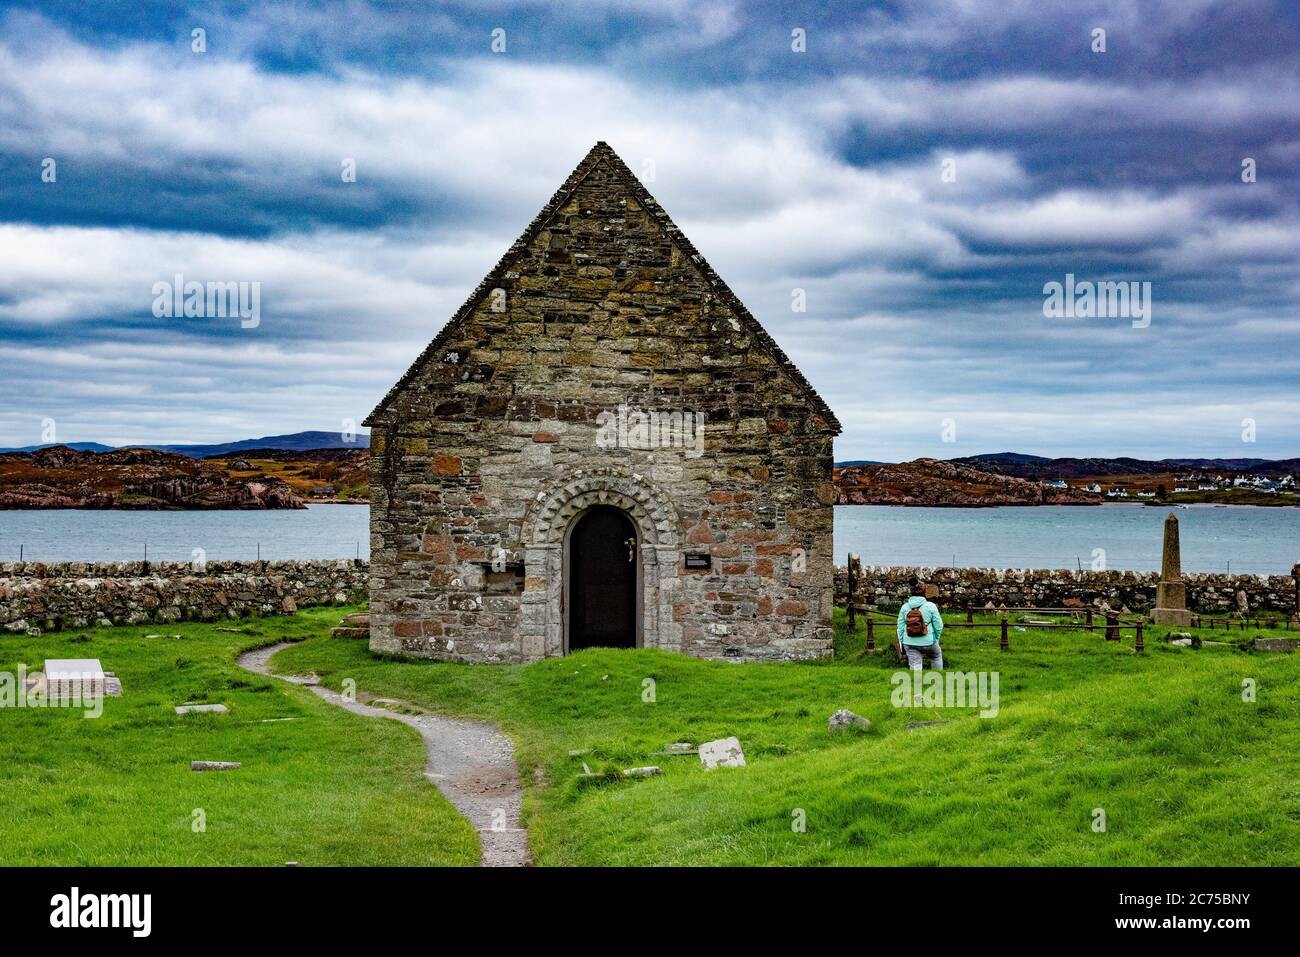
834 458 1100 506
0 446 306 509
0 560 366 632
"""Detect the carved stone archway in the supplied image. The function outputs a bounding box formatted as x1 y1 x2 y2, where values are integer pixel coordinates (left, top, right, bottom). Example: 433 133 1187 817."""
521 468 682 659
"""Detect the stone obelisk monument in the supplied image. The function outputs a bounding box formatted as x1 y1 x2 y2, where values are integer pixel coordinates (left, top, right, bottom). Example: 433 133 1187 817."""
1152 513 1192 626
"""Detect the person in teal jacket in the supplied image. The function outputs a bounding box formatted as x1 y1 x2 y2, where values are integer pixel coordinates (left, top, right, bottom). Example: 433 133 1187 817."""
896 581 944 670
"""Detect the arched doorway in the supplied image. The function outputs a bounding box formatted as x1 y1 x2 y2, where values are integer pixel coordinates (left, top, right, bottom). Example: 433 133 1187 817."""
566 505 638 651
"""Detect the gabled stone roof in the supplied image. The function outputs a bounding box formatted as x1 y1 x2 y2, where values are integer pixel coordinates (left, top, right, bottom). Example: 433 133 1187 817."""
364 141 841 432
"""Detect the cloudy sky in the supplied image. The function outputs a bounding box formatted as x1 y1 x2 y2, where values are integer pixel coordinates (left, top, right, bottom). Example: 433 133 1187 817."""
1 0 1297 460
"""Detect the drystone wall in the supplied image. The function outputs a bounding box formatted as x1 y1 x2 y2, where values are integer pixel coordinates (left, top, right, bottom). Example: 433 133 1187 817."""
0 560 367 634
835 565 1299 614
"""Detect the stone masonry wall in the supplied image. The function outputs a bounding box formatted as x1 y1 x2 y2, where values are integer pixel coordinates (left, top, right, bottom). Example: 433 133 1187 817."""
0 560 367 634
366 149 838 663
836 565 1299 614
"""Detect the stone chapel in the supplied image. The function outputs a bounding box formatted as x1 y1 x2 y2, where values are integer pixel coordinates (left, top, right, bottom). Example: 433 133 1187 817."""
363 142 839 662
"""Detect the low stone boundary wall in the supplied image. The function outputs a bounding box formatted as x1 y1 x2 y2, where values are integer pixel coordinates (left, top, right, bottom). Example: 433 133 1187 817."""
0 560 369 634
835 565 1299 614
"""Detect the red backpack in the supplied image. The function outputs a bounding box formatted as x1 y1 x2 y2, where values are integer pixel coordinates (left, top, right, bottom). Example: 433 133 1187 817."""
905 604 928 638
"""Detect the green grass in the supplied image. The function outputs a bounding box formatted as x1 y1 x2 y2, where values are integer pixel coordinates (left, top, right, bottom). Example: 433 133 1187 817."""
5 605 1298 866
0 606 478 866
272 611 1300 866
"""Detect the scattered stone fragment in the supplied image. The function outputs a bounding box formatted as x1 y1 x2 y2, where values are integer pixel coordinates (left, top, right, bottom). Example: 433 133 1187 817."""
828 709 870 733
191 761 241 771
1170 638 1194 647
329 626 369 639
662 741 697 755
622 766 661 777
175 703 229 715
568 748 592 757
331 611 370 639
699 736 745 769
906 720 952 730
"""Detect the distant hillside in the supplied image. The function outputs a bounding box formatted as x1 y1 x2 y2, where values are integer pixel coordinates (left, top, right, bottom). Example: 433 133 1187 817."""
963 451 1053 464
832 459 885 468
0 442 115 454
949 454 1171 480
953 453 1300 480
1162 457 1271 470
1244 458 1300 475
835 458 1101 506
0 431 369 458
153 430 370 458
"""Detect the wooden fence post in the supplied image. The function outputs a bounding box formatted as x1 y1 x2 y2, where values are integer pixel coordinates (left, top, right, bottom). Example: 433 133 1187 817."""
1085 607 1093 631
966 606 973 624
866 615 875 653
846 553 859 632
1135 621 1144 654
1000 615 1009 651
1105 613 1119 641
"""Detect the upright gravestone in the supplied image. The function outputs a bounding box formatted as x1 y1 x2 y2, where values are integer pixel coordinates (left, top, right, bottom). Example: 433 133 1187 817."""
1152 513 1192 626
1292 563 1300 620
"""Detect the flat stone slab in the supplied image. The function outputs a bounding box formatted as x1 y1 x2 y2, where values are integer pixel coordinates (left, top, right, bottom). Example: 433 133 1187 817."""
45 658 104 681
175 703 230 715
699 736 746 769
1254 638 1300 653
191 761 241 771
906 720 952 729
44 658 107 695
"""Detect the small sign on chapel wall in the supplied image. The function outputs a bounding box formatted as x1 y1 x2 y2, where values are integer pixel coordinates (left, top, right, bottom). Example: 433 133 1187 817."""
684 553 711 570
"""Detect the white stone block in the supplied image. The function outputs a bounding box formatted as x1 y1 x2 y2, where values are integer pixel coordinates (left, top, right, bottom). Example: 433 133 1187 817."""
699 736 745 770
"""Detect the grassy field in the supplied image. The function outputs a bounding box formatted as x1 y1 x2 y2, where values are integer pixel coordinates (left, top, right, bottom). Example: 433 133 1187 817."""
0 606 478 866
4 605 1298 866
271 609 1300 866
